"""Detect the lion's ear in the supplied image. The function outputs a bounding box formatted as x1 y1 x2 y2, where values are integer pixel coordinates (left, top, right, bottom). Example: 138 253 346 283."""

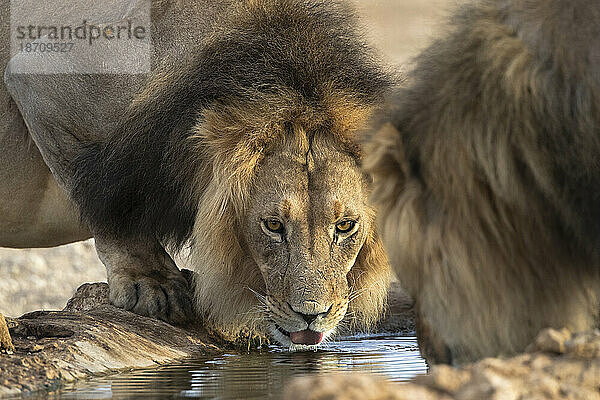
365 121 411 186
347 227 391 330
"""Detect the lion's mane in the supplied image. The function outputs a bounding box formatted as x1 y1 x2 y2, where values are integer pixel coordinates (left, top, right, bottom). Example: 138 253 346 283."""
367 0 600 363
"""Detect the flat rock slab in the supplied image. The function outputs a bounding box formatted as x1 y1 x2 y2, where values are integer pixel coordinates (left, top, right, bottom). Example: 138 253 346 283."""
0 283 221 396
0 281 415 397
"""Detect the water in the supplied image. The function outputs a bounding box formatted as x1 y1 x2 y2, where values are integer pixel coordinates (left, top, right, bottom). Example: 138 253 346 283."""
51 336 427 399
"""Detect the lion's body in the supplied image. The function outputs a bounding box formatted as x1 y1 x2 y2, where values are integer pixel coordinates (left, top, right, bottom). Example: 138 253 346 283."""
0 0 226 247
0 0 227 248
367 0 600 363
0 92 88 247
0 0 89 247
2 0 391 344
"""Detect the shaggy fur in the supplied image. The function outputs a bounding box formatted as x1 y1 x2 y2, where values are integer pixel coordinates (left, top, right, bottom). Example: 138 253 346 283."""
366 0 600 364
69 0 392 341
71 0 389 246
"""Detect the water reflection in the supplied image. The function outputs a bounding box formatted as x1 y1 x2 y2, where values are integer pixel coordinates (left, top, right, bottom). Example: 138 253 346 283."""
53 336 427 399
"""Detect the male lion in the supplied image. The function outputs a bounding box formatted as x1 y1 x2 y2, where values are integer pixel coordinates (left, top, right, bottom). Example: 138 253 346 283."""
0 0 391 347
367 0 600 363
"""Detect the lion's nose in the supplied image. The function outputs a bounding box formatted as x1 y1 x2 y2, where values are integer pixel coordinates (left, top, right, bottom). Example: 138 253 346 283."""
298 312 318 325
289 302 333 325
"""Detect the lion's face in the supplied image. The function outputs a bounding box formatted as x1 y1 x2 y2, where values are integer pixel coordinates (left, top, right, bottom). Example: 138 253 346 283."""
242 133 372 348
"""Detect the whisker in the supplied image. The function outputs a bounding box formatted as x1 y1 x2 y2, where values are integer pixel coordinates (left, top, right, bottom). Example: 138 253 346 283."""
348 287 370 302
245 286 267 305
348 279 387 303
348 269 368 287
238 308 267 316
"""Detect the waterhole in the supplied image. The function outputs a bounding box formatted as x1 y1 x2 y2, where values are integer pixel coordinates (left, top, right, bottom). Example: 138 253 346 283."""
51 336 427 399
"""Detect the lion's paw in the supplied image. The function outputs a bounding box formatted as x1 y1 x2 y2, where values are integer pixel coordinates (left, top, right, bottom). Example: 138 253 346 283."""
108 270 193 325
95 236 195 326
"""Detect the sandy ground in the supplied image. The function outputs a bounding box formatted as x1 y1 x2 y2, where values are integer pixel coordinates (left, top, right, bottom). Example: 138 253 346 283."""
0 0 457 317
0 241 105 316
354 0 454 66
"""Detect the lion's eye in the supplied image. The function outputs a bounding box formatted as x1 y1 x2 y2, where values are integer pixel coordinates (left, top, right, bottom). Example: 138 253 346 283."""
335 220 355 234
265 219 284 233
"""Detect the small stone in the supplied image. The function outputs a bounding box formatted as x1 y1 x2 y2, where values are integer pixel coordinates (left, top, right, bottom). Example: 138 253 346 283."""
528 354 553 370
454 380 495 400
525 371 560 398
45 368 59 380
559 384 600 400
478 357 531 377
579 360 600 386
529 328 571 354
30 344 43 353
564 330 600 358
282 373 439 400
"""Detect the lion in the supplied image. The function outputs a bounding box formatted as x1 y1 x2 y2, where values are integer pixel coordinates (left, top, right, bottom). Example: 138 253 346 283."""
0 0 392 348
366 0 600 363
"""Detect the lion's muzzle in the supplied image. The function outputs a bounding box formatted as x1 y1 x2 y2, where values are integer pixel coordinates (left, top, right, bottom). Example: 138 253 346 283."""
266 294 349 348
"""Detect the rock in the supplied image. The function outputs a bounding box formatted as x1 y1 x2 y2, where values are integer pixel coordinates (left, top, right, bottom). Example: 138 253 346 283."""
527 327 571 354
0 282 221 396
63 282 110 312
565 330 600 358
415 365 471 395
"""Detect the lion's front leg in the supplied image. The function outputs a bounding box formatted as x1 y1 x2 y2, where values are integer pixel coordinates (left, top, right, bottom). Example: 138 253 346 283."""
94 235 194 325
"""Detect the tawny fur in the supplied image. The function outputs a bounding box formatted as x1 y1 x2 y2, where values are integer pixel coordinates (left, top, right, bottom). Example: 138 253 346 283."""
189 94 391 340
366 0 600 363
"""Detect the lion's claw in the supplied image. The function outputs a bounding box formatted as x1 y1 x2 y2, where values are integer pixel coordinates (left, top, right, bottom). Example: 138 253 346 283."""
108 271 193 325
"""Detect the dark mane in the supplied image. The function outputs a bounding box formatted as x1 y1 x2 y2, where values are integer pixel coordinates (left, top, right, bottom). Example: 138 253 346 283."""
70 0 391 247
